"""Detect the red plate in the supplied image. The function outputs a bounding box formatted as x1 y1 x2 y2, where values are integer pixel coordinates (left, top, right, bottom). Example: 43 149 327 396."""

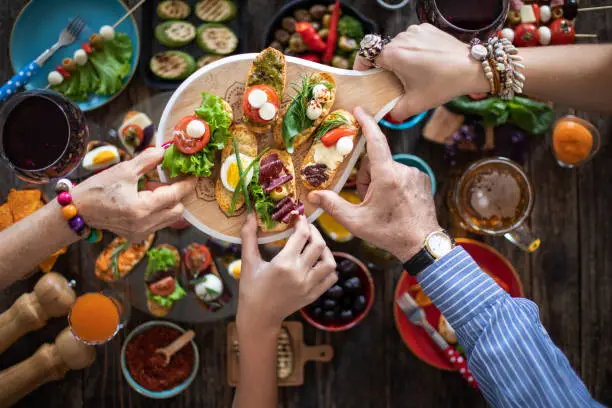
393 238 524 370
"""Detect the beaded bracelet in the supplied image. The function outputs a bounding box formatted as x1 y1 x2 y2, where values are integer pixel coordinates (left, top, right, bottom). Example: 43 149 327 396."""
470 37 525 100
55 178 103 243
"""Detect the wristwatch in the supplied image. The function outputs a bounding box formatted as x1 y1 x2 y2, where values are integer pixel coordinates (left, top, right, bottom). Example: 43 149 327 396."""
403 230 455 276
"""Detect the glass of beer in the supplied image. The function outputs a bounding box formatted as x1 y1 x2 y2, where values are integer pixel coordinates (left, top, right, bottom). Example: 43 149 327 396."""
448 157 540 252
68 289 130 345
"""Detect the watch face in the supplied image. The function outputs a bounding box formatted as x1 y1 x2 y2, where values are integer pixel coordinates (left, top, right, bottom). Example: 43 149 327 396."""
426 232 453 259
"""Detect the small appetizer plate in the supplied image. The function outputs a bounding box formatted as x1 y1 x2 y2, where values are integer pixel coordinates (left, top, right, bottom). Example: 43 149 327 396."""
392 153 437 195
379 110 430 131
157 53 403 244
10 0 140 111
121 321 199 399
393 238 523 370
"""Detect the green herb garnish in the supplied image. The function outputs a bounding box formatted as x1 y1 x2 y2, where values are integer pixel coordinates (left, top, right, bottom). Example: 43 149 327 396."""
228 147 270 215
232 137 252 213
249 163 277 230
314 113 352 140
110 241 130 280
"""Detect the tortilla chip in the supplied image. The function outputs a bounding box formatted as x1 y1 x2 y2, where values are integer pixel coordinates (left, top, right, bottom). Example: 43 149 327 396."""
8 189 43 222
0 203 13 231
39 247 67 273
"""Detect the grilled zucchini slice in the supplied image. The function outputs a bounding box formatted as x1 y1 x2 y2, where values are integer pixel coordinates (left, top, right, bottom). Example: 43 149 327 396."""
195 0 237 22
155 20 197 47
196 23 238 55
149 51 196 80
157 0 191 20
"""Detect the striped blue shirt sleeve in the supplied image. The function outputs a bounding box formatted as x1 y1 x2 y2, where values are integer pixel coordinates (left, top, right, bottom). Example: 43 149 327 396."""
417 246 603 407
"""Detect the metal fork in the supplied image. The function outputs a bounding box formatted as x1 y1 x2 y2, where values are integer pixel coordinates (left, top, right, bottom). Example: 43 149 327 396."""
396 292 479 388
0 16 86 102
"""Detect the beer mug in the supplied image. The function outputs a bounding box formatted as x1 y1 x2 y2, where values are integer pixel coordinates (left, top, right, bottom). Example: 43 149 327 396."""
448 157 540 252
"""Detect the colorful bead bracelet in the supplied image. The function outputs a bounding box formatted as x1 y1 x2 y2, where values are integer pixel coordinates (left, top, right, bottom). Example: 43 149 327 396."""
55 178 102 243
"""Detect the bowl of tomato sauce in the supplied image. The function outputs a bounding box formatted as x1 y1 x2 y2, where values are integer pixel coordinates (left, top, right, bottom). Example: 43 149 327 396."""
121 321 199 399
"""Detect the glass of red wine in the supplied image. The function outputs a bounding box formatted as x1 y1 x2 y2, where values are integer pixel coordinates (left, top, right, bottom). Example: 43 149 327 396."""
0 89 88 184
415 0 509 42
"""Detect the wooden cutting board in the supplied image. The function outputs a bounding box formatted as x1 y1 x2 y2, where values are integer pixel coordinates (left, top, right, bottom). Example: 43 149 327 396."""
157 54 403 244
226 321 333 387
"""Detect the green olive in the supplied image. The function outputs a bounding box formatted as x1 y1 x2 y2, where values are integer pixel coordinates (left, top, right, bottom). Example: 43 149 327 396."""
289 32 307 53
322 14 331 27
90 33 105 50
318 28 329 40
338 36 358 51
270 185 289 201
331 55 349 69
507 10 521 25
62 58 77 73
327 4 342 15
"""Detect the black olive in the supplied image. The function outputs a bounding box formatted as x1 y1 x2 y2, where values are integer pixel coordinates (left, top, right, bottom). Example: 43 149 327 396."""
338 258 358 275
366 262 379 274
310 4 327 19
342 296 353 309
323 298 337 309
293 8 311 22
344 277 362 293
274 29 290 44
563 0 578 20
312 306 323 318
340 309 354 322
326 285 344 299
323 309 336 324
353 295 367 313
282 16 297 33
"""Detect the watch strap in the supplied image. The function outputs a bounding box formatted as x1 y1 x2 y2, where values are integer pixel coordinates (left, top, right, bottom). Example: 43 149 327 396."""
403 247 436 276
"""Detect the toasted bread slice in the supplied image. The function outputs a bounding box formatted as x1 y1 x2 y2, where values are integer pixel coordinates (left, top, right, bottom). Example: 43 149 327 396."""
301 110 360 191
95 233 155 282
145 244 181 316
244 48 287 134
257 149 297 233
216 124 258 215
274 72 337 151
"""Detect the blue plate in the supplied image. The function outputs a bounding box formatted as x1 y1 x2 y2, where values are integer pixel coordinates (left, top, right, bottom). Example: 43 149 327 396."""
10 0 140 112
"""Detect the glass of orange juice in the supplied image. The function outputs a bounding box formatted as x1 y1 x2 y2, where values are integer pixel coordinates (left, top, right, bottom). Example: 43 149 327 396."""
68 289 129 345
551 115 600 168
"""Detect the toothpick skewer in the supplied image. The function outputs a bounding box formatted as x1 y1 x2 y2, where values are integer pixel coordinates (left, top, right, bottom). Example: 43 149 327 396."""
113 0 147 29
575 34 599 38
578 5 612 12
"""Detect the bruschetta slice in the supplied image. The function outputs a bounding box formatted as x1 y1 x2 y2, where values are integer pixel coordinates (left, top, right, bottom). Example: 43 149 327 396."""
144 244 186 317
243 48 286 134
95 234 155 282
301 109 360 190
274 72 336 153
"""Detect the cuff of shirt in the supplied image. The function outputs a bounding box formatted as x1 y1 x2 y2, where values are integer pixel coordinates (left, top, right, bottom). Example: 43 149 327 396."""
417 246 507 329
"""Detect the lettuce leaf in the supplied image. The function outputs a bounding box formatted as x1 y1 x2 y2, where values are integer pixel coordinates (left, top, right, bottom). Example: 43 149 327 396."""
162 92 231 177
248 164 277 230
145 247 177 277
105 32 133 64
147 283 187 309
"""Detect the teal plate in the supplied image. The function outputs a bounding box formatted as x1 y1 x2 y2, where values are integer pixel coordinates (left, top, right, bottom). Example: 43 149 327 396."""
10 0 140 112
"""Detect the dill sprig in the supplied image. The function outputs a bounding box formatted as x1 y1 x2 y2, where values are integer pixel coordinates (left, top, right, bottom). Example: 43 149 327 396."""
314 113 352 140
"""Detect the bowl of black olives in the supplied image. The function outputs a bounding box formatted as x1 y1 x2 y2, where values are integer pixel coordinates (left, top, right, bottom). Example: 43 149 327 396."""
301 252 374 332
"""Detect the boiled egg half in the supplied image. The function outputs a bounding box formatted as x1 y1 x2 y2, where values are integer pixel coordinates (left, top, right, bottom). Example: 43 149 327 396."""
220 154 254 192
228 259 241 280
82 145 120 171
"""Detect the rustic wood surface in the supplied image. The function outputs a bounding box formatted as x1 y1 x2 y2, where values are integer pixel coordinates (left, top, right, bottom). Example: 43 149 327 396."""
0 0 611 407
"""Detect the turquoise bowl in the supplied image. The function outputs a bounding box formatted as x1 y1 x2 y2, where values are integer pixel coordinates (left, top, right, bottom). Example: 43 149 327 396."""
379 111 429 130
121 321 199 399
392 154 437 195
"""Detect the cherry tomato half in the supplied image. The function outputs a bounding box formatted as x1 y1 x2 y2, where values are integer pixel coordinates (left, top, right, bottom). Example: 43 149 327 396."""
149 276 176 296
184 243 212 276
321 127 357 147
243 84 279 124
550 18 576 45
173 115 210 155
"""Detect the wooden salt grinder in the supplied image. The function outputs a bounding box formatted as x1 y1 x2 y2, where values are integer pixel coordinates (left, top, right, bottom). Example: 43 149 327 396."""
0 272 76 354
0 327 96 407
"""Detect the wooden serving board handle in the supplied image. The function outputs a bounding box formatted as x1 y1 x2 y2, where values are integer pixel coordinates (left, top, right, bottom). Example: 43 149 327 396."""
301 344 334 363
0 273 76 354
0 328 95 407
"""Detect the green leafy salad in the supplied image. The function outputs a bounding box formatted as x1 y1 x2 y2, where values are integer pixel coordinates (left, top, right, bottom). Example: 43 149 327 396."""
162 92 232 178
51 33 133 100
145 247 186 309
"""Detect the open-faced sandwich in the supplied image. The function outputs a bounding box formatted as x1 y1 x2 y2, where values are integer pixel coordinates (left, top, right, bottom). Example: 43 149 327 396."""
242 48 286 134
95 234 155 282
182 243 227 311
301 109 359 190
274 72 336 153
118 111 156 155
162 92 233 178
216 124 257 216
144 244 187 317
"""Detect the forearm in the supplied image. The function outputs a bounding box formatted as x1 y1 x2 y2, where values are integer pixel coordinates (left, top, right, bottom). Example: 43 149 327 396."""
233 315 280 408
0 199 77 289
418 247 600 407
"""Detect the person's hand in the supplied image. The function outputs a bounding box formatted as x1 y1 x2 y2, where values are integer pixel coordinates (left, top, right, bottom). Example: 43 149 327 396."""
354 24 489 122
237 214 337 333
72 147 196 241
307 107 440 263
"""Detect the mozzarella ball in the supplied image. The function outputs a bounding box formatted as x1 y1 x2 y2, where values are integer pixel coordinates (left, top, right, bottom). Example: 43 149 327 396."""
186 120 206 138
259 102 277 121
248 88 267 108
195 274 223 302
306 100 322 120
312 83 330 100
540 5 552 23
74 49 88 66
538 26 552 45
336 136 354 156
100 25 115 41
501 28 515 43
48 71 64 85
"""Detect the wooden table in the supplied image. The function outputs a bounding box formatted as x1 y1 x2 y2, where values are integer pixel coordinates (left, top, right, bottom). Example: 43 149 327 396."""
1 0 611 406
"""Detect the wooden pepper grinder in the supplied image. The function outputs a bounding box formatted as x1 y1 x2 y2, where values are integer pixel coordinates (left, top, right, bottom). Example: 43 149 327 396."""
0 327 96 407
0 272 76 354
